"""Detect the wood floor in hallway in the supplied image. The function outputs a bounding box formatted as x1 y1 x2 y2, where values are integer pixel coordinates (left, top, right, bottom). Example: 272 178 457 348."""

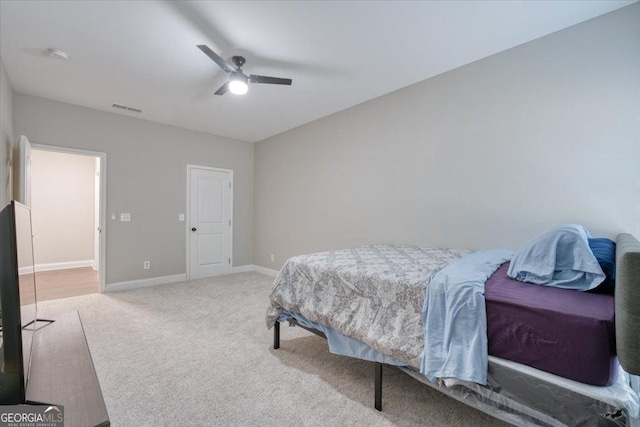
33 267 100 302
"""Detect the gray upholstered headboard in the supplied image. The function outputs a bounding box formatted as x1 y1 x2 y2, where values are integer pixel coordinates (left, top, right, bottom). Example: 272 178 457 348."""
616 233 640 376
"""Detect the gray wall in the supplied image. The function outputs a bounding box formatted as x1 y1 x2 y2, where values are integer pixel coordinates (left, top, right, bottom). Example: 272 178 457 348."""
14 94 253 284
0 56 14 208
254 4 640 269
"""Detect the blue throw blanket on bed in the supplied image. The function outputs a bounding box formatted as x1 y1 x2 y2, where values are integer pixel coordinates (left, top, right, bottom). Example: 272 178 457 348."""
276 310 405 366
507 224 605 291
421 249 513 385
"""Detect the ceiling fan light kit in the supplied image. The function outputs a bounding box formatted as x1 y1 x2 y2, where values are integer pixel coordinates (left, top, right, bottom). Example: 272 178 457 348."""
229 73 249 95
197 45 292 96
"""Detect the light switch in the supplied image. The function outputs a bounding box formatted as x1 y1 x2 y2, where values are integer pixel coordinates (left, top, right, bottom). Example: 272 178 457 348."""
110 213 117 221
120 213 131 222
179 213 185 221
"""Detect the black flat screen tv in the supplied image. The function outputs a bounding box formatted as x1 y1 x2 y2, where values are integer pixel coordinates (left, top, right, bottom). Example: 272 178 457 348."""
0 201 39 404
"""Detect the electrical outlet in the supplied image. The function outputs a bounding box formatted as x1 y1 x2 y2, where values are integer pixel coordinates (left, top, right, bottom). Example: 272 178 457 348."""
179 213 185 221
143 261 150 270
120 213 131 222
270 254 275 263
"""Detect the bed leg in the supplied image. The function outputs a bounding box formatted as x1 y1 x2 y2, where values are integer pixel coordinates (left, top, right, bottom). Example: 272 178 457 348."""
274 321 280 350
375 362 383 411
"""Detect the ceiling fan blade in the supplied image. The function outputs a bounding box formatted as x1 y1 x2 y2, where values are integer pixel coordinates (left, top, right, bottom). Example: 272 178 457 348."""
214 82 230 95
249 75 292 85
197 45 235 74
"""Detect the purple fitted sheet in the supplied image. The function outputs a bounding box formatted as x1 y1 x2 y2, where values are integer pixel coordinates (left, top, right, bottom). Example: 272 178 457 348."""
485 262 617 386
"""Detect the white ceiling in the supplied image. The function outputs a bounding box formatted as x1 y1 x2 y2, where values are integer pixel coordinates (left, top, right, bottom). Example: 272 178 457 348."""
0 1 635 143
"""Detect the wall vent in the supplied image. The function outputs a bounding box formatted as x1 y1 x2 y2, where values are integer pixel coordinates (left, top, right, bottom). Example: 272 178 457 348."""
111 103 142 113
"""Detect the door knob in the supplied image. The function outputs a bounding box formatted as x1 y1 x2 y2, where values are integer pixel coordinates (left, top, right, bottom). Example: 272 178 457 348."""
191 227 197 232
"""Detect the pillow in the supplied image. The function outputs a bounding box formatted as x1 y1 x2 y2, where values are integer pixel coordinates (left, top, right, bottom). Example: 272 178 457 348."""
588 238 616 294
507 224 605 291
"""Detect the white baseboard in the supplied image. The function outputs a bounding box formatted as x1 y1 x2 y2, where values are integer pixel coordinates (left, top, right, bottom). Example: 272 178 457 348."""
229 264 280 277
19 259 95 275
231 265 254 273
106 273 187 292
253 265 279 277
38 260 95 272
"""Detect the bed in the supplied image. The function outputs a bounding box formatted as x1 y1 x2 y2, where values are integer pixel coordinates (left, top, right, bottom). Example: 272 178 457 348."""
266 230 640 426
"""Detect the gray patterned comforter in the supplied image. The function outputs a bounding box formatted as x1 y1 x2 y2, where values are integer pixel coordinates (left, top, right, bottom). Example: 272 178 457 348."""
266 245 470 368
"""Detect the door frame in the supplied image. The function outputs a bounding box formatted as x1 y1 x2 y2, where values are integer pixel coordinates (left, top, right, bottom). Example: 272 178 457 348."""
18 135 32 207
186 164 234 280
31 143 107 293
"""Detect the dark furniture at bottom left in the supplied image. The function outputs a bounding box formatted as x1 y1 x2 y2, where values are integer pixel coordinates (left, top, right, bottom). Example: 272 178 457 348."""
26 310 110 427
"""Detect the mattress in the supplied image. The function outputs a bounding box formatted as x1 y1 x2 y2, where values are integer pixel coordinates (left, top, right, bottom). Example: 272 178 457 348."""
485 262 617 386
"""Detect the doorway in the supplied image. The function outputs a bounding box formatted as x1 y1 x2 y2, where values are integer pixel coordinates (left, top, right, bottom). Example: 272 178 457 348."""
187 165 233 279
22 140 106 300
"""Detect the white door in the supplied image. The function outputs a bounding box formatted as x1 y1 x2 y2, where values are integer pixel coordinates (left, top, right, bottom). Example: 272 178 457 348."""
19 135 32 207
188 166 232 279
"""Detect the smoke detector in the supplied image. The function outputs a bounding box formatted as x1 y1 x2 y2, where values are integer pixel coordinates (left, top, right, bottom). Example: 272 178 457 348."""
47 48 68 60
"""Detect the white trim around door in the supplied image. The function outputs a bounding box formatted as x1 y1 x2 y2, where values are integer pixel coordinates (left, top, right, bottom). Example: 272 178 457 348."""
186 164 234 280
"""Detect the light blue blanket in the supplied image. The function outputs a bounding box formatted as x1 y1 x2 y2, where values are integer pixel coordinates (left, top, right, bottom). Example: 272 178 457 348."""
276 310 405 366
507 224 605 291
421 249 513 385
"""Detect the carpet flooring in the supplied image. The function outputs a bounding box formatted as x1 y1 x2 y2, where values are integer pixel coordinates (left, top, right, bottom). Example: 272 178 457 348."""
37 272 506 426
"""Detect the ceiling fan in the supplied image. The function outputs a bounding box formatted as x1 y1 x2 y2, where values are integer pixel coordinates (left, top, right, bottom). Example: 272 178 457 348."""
197 45 293 96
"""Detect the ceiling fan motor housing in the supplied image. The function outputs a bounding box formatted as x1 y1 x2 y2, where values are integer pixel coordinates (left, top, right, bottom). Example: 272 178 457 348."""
230 71 248 84
232 56 246 69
